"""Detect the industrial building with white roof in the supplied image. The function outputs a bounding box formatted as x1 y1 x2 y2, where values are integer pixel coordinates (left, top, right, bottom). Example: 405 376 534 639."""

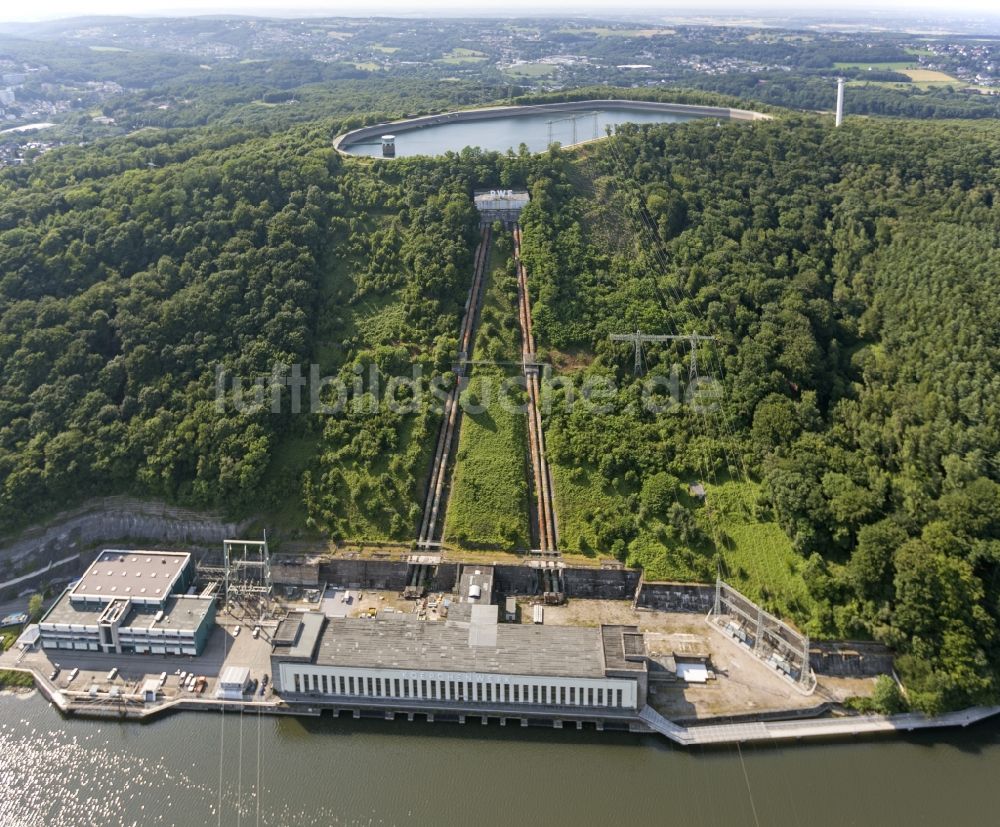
38 550 216 656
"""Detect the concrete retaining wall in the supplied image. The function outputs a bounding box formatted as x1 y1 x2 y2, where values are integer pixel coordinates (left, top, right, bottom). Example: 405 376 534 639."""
810 641 895 677
562 567 641 599
314 559 645 601
429 563 460 592
311 559 454 593
0 553 80 597
0 498 250 601
635 582 715 614
271 559 320 586
333 99 769 154
493 565 538 595
318 559 412 591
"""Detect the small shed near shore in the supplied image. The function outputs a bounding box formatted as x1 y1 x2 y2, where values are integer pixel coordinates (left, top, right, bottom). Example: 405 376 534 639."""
216 666 250 700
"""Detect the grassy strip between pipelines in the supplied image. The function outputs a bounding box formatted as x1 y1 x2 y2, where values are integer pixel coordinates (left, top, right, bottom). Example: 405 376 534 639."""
444 232 532 551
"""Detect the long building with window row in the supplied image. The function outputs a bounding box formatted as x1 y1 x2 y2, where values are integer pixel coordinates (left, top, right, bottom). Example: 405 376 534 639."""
270 603 648 717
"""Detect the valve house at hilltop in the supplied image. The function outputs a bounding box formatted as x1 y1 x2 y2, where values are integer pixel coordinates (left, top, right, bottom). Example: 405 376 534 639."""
37 550 217 656
474 189 529 225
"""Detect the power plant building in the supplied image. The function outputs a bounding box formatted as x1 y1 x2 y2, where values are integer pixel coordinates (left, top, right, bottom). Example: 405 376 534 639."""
37 550 216 656
271 605 649 715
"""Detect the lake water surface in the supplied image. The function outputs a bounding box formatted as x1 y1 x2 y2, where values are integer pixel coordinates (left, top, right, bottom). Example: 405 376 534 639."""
2 691 998 826
344 108 705 157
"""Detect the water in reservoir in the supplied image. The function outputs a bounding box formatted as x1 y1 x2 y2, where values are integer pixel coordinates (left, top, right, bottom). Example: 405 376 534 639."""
2 691 999 826
345 108 703 157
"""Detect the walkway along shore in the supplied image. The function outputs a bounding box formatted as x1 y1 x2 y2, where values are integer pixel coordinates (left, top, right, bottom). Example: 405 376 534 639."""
8 660 999 748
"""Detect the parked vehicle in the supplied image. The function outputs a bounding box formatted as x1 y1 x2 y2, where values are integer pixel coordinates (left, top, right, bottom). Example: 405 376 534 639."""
106 668 118 682
66 667 80 684
49 664 61 681
233 625 241 637
252 626 260 639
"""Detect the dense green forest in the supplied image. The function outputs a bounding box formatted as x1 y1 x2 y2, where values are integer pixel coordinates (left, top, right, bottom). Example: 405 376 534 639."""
516 115 1000 713
0 78 998 711
0 126 337 527
0 120 491 540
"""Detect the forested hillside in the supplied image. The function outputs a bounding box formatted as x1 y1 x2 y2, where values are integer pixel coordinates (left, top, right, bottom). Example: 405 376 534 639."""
0 127 337 531
1 93 998 712
0 124 489 541
518 116 1000 713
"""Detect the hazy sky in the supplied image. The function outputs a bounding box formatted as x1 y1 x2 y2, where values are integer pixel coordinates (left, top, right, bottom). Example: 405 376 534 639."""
3 0 1000 24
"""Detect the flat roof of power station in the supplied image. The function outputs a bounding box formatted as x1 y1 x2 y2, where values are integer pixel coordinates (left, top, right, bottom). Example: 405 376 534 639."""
308 613 611 679
272 611 326 661
70 550 190 601
42 593 214 631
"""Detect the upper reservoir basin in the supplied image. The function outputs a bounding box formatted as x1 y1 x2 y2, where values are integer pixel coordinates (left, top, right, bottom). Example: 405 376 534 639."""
335 100 767 158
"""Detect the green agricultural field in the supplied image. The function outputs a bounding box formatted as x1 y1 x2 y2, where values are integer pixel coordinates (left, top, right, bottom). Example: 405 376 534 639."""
834 61 959 87
437 48 487 65
901 68 960 85
845 80 911 90
833 60 916 70
444 371 531 550
504 62 557 78
556 27 674 37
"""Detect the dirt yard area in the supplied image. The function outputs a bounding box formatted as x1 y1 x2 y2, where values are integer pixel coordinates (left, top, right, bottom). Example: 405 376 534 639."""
535 598 876 720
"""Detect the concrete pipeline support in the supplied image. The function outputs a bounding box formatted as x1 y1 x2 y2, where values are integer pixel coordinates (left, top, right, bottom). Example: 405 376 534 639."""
512 225 558 552
514 228 549 551
418 226 492 546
